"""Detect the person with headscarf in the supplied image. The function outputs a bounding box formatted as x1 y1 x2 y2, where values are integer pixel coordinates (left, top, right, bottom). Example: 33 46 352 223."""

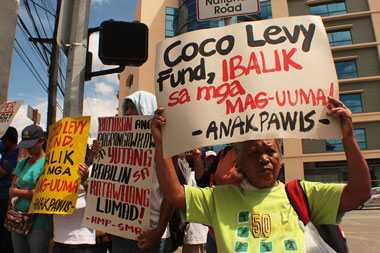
113 91 173 253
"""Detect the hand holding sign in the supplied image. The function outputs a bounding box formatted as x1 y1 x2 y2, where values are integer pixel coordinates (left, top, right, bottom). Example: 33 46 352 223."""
150 108 166 143
327 96 353 139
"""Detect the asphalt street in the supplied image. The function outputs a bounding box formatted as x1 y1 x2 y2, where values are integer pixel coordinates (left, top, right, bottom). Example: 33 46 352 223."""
340 208 380 252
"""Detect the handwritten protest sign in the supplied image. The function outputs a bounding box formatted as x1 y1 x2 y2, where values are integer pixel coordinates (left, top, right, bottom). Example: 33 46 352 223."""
0 100 23 137
82 116 153 240
29 116 90 214
154 15 342 158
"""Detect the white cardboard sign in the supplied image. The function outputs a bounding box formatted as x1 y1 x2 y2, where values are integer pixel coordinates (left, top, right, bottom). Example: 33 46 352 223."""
0 100 23 137
82 116 153 240
197 0 260 21
154 16 342 158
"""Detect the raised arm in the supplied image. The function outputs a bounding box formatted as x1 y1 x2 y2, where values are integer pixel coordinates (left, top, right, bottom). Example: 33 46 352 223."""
328 97 371 213
192 148 206 180
151 108 186 211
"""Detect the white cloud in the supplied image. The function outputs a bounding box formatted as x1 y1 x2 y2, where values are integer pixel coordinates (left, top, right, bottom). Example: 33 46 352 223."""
9 105 33 138
83 96 118 138
89 32 102 70
94 82 115 96
10 96 116 144
9 100 64 140
88 33 119 85
104 73 119 84
91 0 110 6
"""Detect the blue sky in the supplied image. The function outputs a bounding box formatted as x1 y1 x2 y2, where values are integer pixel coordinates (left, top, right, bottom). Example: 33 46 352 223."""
8 0 138 139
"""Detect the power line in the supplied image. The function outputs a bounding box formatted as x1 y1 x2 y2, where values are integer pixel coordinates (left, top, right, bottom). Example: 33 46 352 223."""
15 0 66 118
17 21 49 71
17 17 50 65
14 41 48 93
31 0 56 17
23 0 51 62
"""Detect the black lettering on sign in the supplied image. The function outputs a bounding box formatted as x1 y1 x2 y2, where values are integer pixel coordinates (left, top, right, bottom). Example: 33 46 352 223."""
246 23 316 52
203 110 317 140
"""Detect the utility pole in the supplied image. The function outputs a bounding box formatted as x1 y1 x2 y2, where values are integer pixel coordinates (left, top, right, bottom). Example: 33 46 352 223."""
47 0 62 127
0 0 19 104
63 0 91 117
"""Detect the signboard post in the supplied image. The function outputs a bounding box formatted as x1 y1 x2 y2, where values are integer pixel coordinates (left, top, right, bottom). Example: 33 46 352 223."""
27 105 41 125
197 0 260 21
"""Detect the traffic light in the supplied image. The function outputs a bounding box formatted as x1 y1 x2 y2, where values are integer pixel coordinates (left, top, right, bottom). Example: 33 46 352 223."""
98 20 148 66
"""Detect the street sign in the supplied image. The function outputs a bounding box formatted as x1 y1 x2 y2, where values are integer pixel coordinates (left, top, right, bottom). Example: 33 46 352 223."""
27 105 41 125
57 0 74 55
197 0 260 21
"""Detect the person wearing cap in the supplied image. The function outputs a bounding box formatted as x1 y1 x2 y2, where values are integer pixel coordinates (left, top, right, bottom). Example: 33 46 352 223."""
9 124 52 253
204 150 217 173
0 126 19 253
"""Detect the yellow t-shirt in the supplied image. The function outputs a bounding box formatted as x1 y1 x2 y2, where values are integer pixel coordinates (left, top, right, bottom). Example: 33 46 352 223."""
184 181 344 252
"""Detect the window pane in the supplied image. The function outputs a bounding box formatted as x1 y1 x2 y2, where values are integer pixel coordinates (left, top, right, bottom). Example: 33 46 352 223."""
328 29 352 47
165 7 178 38
166 15 174 21
310 1 347 17
326 129 366 151
259 0 272 20
340 93 362 113
355 129 367 149
335 60 358 79
166 7 176 15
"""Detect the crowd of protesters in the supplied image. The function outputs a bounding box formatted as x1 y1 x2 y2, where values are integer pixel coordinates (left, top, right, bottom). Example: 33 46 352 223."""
0 91 209 253
0 90 372 253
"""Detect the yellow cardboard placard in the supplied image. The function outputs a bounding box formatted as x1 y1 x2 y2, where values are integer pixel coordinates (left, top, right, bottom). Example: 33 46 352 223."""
29 116 91 214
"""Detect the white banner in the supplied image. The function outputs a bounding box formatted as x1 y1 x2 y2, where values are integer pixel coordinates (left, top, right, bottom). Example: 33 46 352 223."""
82 116 153 240
0 100 23 137
154 16 342 158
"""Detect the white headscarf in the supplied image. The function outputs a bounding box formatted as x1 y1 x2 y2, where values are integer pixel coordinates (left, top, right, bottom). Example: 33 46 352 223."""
121 90 157 116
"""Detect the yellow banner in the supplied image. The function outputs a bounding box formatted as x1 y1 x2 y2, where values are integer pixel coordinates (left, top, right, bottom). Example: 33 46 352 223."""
29 116 91 214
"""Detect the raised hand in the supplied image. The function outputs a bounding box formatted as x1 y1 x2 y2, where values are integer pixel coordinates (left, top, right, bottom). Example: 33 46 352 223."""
327 96 354 139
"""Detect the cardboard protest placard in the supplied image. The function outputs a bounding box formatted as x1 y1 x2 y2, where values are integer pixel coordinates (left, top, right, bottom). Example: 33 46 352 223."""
0 100 23 137
82 116 153 240
29 116 91 214
154 15 342 158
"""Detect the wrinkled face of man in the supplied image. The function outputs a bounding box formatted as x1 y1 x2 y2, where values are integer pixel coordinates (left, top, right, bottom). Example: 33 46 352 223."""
237 139 281 189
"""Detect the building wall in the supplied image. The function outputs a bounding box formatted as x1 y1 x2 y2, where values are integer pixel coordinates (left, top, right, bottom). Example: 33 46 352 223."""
281 0 380 182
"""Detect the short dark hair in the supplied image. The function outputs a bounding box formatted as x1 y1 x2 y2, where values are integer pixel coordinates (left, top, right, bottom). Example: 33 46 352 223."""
1 126 18 144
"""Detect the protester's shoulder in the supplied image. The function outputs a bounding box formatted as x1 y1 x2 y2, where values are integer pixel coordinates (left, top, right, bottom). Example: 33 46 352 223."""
14 158 28 174
185 184 234 192
213 184 241 194
35 156 46 167
300 180 345 194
